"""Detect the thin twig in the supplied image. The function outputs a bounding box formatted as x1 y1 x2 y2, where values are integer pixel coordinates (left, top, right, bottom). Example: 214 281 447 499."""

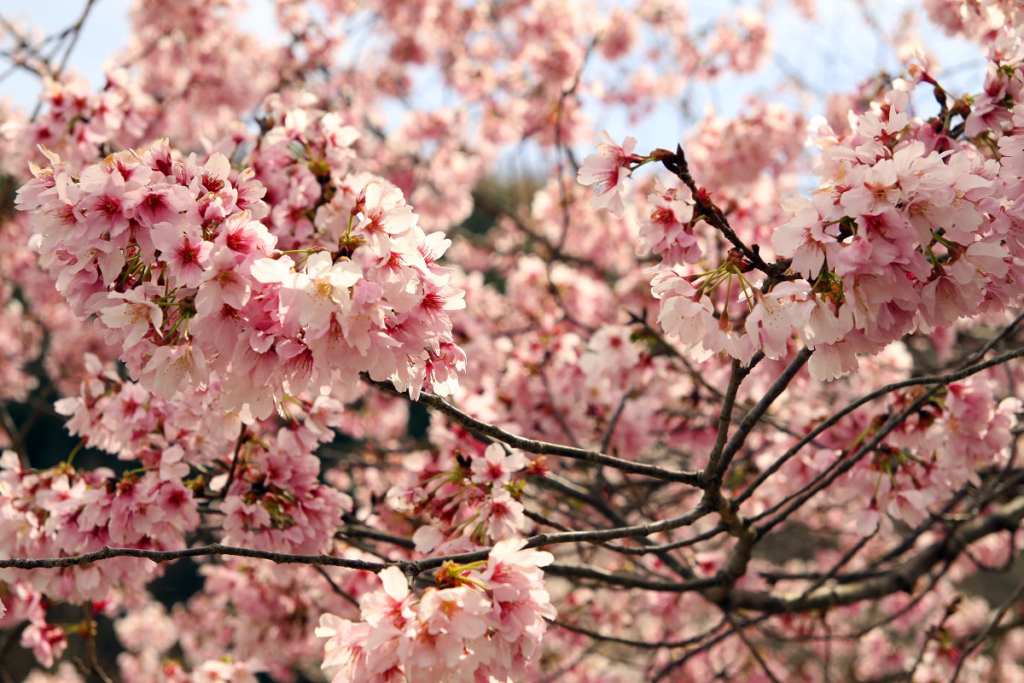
600 392 630 453
550 615 727 650
314 565 360 608
725 613 783 683
948 572 1024 682
737 346 1024 506
220 425 248 499
54 0 98 78
959 310 1024 368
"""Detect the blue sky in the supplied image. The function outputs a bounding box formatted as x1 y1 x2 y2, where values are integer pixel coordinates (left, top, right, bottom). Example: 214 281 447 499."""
0 0 987 166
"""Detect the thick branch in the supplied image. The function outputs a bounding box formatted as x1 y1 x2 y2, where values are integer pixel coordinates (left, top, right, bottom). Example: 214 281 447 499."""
754 385 944 534
0 507 709 582
708 347 811 487
703 356 758 482
727 496 1024 614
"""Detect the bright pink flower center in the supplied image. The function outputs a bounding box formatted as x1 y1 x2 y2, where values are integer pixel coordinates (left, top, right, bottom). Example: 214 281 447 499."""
177 241 201 265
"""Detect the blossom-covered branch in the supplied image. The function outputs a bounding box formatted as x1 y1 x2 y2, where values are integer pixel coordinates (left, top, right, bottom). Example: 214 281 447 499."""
3 1 1024 682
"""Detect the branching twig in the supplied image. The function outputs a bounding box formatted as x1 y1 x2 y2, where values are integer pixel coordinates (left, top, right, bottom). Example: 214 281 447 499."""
220 425 248 499
948 571 1024 682
660 145 779 276
550 615 728 650
54 0 98 78
709 348 811 487
599 392 630 454
365 377 704 487
314 565 360 608
737 346 1024 506
725 613 783 683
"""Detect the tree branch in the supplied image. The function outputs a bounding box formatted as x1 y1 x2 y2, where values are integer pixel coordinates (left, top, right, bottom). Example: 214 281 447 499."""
727 496 1024 614
365 377 704 487
736 346 1024 506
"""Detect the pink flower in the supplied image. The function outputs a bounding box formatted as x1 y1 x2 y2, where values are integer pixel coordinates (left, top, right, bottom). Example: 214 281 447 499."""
360 566 415 628
289 252 363 331
152 222 213 289
77 172 131 238
803 297 854 347
193 660 259 683
100 287 164 348
412 525 446 554
114 603 177 654
744 282 811 360
651 267 717 361
21 622 67 668
482 488 526 540
353 182 419 255
920 273 982 328
124 183 194 228
772 196 835 278
158 445 189 481
404 587 490 674
213 210 277 256
638 179 700 263
470 444 526 486
317 616 395 683
195 246 252 317
142 343 209 399
479 538 554 595
477 539 556 662
317 578 406 682
317 541 556 683
577 130 641 216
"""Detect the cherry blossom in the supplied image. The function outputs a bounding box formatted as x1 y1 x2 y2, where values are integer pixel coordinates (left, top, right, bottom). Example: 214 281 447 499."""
3 2 1024 682
318 541 555 683
577 131 643 216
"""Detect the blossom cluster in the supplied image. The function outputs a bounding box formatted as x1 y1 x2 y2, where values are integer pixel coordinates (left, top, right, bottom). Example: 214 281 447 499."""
0 72 155 176
317 540 555 683
684 100 805 190
925 0 1024 43
585 71 1024 381
0 353 362 672
5 0 1024 682
16 135 467 419
55 354 351 556
0 449 199 604
0 581 66 668
388 443 532 548
0 282 42 406
772 81 1022 379
760 377 1022 535
170 561 363 680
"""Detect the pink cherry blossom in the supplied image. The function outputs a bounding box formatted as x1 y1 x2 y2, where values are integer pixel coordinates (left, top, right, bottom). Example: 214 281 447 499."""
470 444 527 487
5 3 1024 682
577 130 642 216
